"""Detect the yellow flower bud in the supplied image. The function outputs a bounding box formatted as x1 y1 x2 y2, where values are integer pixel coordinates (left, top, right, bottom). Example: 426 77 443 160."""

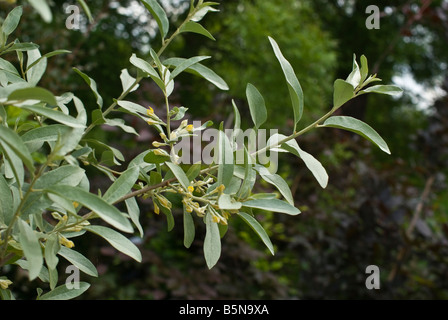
154 202 160 215
147 106 155 116
153 149 169 157
0 279 13 290
152 141 166 148
160 132 168 141
186 124 194 132
212 215 220 223
59 236 75 248
187 186 194 193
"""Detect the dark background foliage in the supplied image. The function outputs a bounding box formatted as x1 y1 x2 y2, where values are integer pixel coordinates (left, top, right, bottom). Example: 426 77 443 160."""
2 0 448 299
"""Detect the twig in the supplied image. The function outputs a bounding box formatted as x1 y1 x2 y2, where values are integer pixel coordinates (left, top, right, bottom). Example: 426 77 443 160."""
388 175 435 282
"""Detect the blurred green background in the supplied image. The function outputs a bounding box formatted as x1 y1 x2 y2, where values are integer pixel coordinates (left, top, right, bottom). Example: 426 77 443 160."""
3 0 448 299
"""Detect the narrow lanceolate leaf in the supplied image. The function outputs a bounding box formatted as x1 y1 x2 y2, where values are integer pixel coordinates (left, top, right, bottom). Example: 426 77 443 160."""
45 186 134 233
238 212 274 256
8 87 57 106
183 206 195 249
39 282 90 300
268 36 304 131
2 6 23 37
84 225 142 262
217 130 234 188
333 79 354 109
77 0 93 23
18 219 43 281
163 57 229 90
246 83 267 130
25 50 71 73
129 53 160 79
360 55 369 83
0 175 13 224
242 199 301 215
165 162 190 191
20 105 85 128
73 68 103 109
360 85 403 96
180 21 215 40
103 166 140 204
35 166 85 189
170 55 210 79
282 140 329 189
255 165 294 205
44 233 60 270
140 0 169 38
126 197 144 238
204 209 221 269
58 247 98 277
0 126 35 174
321 116 391 154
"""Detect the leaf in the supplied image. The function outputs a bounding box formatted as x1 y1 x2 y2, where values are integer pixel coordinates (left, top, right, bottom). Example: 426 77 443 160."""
144 149 170 164
44 233 60 270
203 209 221 269
73 68 103 109
246 83 267 130
45 186 133 233
27 0 53 23
35 166 85 189
119 68 139 93
103 166 139 204
360 85 403 96
236 148 256 199
39 282 90 300
8 87 57 106
58 247 98 277
25 50 71 73
268 36 304 131
282 140 329 189
180 21 215 40
217 130 234 188
0 126 35 174
20 105 85 128
163 57 229 90
186 162 202 181
140 0 169 38
242 199 301 215
104 118 139 135
238 212 274 255
170 55 210 79
191 4 219 22
255 165 294 205
26 49 46 86
346 54 361 88
2 143 24 187
0 174 13 225
84 225 142 262
165 162 190 191
3 42 39 53
360 55 369 83
125 197 143 238
2 6 23 37
321 116 391 154
218 194 242 210
183 206 195 248
18 219 43 280
129 53 160 79
77 0 93 23
333 79 354 109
